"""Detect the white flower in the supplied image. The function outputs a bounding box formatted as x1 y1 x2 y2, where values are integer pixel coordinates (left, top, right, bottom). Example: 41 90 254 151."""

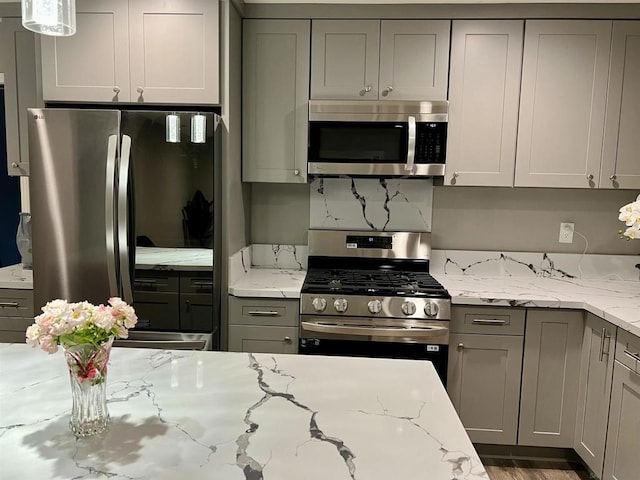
619 194 640 240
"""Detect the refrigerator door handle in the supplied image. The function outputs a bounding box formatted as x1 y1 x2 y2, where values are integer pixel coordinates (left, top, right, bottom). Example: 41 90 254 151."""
118 134 133 303
105 135 119 296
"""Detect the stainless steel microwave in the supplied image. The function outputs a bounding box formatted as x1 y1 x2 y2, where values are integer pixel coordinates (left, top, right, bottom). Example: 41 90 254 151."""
308 100 448 177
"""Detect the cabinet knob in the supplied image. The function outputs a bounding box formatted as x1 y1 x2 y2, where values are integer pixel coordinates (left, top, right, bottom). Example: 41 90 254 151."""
137 86 144 94
284 336 292 343
457 343 464 349
610 174 617 181
587 174 594 181
360 85 373 96
294 169 300 176
113 86 120 94
453 172 459 178
381 85 393 96
11 162 18 168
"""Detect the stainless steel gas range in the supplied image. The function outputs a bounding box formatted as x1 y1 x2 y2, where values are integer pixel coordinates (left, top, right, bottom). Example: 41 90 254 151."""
299 230 451 383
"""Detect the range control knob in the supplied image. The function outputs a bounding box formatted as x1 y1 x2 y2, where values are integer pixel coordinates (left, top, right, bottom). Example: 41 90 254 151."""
367 299 383 314
334 298 348 313
312 297 327 313
401 301 416 316
424 301 439 317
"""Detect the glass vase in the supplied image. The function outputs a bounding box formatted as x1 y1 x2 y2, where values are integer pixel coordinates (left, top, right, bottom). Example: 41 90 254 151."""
63 337 113 437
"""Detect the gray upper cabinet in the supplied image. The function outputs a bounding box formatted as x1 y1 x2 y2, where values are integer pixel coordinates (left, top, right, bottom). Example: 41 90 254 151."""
574 314 616 479
515 20 612 188
378 20 450 100
518 309 584 447
243 19 310 183
1 18 40 176
311 20 379 100
41 0 219 104
446 20 523 187
601 21 640 190
311 19 449 100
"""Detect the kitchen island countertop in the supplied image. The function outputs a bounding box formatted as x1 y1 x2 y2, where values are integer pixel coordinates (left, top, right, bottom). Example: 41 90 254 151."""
0 344 487 480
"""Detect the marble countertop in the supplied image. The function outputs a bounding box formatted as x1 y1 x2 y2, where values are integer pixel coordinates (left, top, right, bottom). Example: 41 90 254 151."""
0 264 33 289
0 344 486 480
135 247 213 271
433 274 640 338
229 268 307 298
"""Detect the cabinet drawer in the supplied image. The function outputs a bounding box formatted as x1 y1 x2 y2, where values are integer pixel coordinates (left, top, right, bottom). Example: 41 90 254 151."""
229 296 299 327
228 325 298 354
180 273 214 294
0 290 34 318
133 271 179 293
451 306 525 335
615 329 640 372
0 316 34 339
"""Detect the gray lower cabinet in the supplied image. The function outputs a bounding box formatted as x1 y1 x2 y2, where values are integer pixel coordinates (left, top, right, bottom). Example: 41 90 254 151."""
242 19 310 183
228 296 298 354
574 314 617 478
447 306 525 445
603 330 640 480
518 309 584 447
0 289 34 343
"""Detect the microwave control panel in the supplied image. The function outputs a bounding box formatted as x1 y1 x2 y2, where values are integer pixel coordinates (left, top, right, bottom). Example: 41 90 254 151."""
415 122 447 165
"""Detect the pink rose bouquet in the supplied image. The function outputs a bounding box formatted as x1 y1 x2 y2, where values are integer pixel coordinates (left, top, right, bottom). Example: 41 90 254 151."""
26 297 138 354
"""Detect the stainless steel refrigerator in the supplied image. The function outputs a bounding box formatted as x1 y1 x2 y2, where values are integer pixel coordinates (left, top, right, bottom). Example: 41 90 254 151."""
28 109 221 350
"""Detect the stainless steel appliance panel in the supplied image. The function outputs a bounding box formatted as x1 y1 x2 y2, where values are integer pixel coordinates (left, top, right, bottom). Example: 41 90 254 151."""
28 108 120 311
308 230 431 260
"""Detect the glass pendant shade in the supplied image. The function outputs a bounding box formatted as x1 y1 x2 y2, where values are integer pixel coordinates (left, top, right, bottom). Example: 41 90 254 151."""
191 113 206 144
166 113 181 143
22 0 77 36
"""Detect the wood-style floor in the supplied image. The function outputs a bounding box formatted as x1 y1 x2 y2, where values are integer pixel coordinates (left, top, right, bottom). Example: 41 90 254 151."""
483 459 593 480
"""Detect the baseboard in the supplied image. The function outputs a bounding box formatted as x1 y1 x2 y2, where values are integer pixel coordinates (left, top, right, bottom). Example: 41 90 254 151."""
475 444 583 463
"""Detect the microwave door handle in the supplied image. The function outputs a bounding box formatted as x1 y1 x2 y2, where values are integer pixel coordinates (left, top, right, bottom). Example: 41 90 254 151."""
405 116 416 171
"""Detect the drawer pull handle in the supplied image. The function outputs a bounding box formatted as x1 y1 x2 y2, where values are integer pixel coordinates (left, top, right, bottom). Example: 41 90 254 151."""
623 349 640 363
0 302 19 307
599 328 612 362
135 279 158 284
247 310 280 317
192 281 213 287
472 318 507 325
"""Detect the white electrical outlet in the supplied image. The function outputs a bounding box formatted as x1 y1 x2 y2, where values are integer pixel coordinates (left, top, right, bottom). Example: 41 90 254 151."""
559 222 575 243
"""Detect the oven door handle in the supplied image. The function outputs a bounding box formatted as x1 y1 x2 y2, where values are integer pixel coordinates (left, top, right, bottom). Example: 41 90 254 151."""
301 321 448 338
405 115 416 171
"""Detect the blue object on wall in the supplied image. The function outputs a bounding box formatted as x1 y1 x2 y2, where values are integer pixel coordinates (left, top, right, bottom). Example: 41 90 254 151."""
0 86 22 267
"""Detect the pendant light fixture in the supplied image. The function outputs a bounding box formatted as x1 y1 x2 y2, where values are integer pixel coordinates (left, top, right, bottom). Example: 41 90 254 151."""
190 113 206 144
22 0 77 37
166 113 181 143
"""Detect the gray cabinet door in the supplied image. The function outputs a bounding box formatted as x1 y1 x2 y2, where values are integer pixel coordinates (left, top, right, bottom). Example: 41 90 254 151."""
243 20 310 183
378 20 450 101
574 314 616 478
518 310 584 447
0 18 39 176
40 0 130 102
603 361 640 480
228 325 298 354
447 333 523 445
180 293 213 332
446 20 523 187
311 20 380 100
515 20 612 188
128 0 219 104
601 21 640 190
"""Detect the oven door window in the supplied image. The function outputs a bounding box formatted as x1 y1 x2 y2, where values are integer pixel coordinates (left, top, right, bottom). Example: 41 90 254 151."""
309 122 408 164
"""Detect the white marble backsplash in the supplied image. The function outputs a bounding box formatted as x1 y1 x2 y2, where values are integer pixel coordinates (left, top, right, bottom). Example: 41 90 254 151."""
251 244 308 270
228 244 307 288
309 177 433 232
431 250 640 281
